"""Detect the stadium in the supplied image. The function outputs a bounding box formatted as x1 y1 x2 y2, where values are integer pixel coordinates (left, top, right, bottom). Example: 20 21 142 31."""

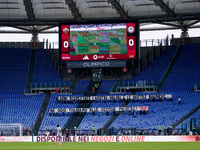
0 0 200 149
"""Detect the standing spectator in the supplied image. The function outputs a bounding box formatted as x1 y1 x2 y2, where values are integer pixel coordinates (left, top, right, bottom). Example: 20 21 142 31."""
74 126 77 136
92 126 95 135
67 86 69 93
92 87 95 93
82 131 85 136
55 87 58 93
41 108 43 117
52 130 56 136
192 124 196 135
178 98 181 104
133 110 136 117
168 125 173 135
74 131 77 136
158 125 162 135
28 127 31 135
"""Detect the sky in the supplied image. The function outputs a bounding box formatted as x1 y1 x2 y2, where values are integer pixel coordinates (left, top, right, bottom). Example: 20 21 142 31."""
0 24 200 48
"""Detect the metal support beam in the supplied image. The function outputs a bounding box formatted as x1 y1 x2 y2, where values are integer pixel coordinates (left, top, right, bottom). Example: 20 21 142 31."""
158 22 180 28
108 0 128 19
153 0 175 17
1 25 200 33
10 26 32 32
187 20 200 27
65 0 81 21
38 26 57 32
23 0 35 21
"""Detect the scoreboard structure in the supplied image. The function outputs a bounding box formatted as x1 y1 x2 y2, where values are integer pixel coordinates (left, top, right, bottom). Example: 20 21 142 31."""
59 21 139 68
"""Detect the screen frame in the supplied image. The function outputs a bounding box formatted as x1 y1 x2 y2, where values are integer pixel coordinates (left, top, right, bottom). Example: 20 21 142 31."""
59 20 140 63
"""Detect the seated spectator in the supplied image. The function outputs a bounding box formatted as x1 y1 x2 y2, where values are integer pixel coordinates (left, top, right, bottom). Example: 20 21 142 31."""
45 130 50 136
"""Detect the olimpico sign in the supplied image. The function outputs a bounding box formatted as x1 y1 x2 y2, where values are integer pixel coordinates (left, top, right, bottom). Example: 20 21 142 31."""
83 62 110 67
67 60 126 68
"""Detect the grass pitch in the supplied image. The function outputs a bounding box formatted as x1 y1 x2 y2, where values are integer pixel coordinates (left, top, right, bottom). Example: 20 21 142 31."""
0 142 199 150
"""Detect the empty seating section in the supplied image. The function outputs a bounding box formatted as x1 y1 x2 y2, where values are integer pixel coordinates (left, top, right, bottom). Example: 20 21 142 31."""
110 92 200 129
74 80 90 93
33 49 70 87
98 80 116 92
0 48 44 128
0 48 31 94
110 44 200 130
0 94 44 128
40 94 82 130
161 43 200 92
128 46 177 83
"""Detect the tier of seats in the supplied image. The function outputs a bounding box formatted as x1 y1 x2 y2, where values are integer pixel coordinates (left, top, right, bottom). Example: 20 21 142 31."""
0 48 44 128
110 44 200 131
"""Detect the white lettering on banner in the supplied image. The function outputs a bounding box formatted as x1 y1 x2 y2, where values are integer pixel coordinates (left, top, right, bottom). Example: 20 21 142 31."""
57 94 172 102
33 136 200 142
49 106 149 113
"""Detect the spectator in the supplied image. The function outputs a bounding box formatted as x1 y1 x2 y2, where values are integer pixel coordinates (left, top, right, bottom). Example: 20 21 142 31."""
92 87 95 93
178 98 181 104
92 126 95 134
133 110 136 117
52 130 56 136
172 130 175 136
67 86 69 93
45 130 50 136
38 131 42 136
192 124 196 135
82 131 85 136
118 131 121 136
28 127 31 134
88 131 91 136
74 131 77 136
41 108 43 117
158 125 162 135
55 87 58 93
168 125 173 135
27 131 31 136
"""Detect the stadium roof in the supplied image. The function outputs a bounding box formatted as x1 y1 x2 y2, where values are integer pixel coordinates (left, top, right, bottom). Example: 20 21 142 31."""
0 0 200 33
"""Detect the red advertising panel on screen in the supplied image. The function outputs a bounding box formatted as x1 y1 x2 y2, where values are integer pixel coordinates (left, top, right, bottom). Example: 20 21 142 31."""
60 22 139 61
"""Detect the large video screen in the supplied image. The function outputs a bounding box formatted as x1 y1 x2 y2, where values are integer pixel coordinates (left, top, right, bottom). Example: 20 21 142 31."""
60 22 139 61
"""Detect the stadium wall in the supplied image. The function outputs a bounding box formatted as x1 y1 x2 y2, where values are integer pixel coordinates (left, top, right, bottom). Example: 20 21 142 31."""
1 136 200 142
34 136 200 142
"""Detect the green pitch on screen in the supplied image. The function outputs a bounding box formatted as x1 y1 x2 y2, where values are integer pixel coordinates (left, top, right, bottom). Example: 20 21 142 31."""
70 29 127 56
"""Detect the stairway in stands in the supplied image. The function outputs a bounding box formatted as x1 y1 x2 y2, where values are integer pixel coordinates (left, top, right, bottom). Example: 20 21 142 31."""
102 93 135 131
63 81 101 130
157 45 183 90
172 104 200 128
33 93 51 135
25 48 37 93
